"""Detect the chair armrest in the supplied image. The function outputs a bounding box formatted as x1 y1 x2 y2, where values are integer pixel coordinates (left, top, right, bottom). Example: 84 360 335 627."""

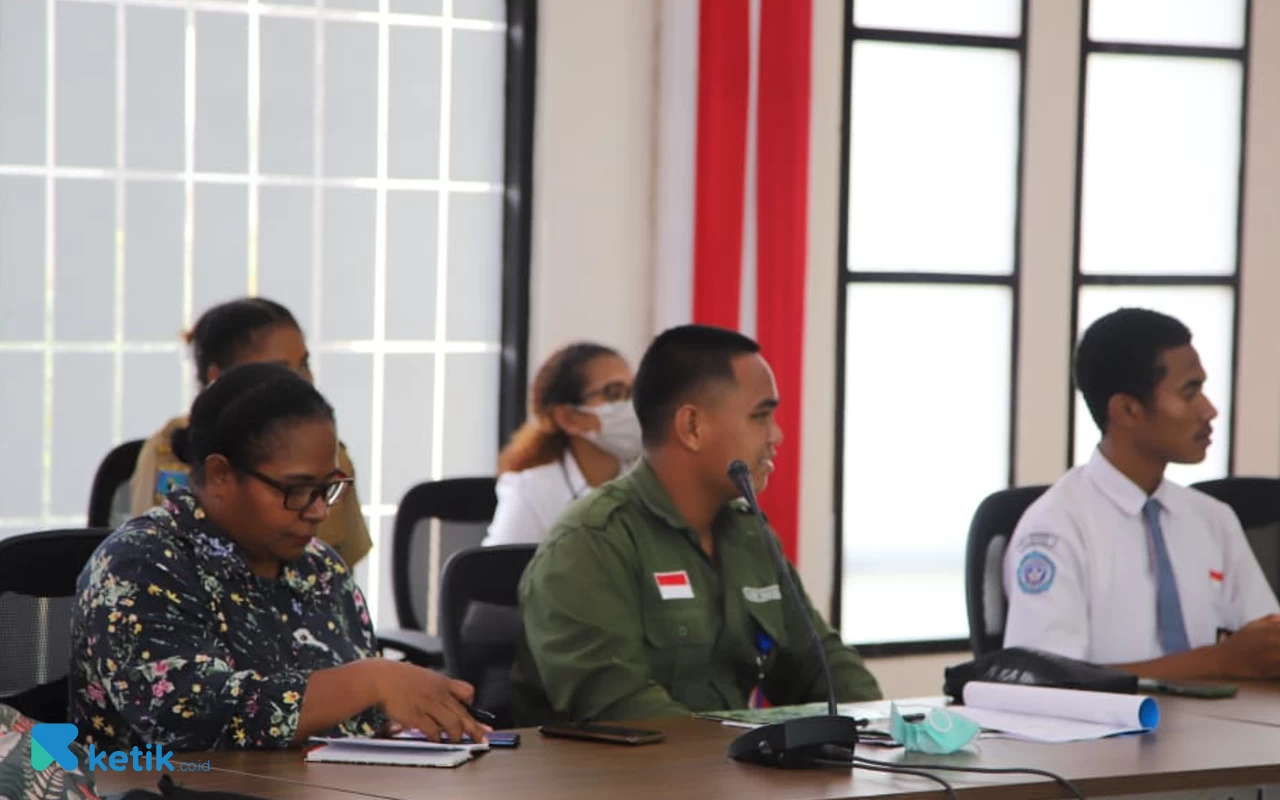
377 628 445 669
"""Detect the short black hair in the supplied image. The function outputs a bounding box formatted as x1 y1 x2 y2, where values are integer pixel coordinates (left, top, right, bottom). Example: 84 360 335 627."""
187 297 301 387
633 325 761 446
1075 307 1193 433
171 362 335 483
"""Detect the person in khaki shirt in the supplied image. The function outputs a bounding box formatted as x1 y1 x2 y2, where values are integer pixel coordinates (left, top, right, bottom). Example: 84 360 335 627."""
513 325 881 725
130 298 372 568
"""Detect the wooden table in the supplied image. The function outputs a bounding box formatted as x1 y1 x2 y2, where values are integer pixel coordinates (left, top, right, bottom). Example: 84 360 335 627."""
1158 680 1280 729
96 704 1280 800
96 767 363 799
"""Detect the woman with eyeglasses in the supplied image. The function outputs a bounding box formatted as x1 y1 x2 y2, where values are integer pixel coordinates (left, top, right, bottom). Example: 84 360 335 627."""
483 342 640 546
129 297 371 569
72 363 487 751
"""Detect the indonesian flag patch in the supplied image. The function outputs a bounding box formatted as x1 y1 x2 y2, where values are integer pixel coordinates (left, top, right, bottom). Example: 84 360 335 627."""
654 570 695 600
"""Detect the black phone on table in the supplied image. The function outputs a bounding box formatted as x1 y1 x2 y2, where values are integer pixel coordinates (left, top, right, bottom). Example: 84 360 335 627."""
538 722 665 745
1137 678 1238 699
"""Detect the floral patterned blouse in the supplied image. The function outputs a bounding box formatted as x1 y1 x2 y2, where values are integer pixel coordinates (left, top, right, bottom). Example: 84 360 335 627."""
70 489 385 751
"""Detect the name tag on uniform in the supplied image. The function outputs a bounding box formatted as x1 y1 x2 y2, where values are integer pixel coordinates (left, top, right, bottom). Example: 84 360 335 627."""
654 571 694 600
742 584 781 603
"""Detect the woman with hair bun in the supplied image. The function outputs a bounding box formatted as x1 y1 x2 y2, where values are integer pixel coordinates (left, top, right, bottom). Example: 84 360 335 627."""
129 297 371 568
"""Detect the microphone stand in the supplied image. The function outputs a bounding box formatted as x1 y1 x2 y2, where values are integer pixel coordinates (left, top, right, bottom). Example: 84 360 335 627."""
725 460 860 769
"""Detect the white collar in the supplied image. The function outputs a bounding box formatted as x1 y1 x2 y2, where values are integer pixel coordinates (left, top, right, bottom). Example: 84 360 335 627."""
1084 447 1180 517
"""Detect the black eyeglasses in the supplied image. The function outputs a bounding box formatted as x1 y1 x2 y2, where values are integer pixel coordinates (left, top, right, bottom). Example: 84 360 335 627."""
238 467 353 512
581 381 633 404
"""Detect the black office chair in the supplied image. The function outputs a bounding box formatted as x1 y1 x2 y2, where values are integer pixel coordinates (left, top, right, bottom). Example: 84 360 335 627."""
88 438 145 528
964 485 1050 657
376 477 498 670
0 528 111 723
439 544 536 730
1192 477 1280 599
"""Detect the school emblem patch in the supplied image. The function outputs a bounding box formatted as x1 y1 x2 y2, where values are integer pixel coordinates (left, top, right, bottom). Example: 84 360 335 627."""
156 469 190 494
1017 550 1055 594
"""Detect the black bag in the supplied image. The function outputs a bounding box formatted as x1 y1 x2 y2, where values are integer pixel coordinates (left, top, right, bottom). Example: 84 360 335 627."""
943 647 1139 700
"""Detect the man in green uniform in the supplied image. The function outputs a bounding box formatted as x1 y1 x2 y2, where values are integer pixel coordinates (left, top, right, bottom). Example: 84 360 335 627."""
512 325 882 724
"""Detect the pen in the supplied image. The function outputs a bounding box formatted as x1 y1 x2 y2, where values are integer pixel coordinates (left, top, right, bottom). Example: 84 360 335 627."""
465 703 497 725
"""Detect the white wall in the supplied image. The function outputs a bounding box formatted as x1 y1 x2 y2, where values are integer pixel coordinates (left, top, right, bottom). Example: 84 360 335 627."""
795 0 844 618
1233 0 1280 477
528 0 657 370
529 0 843 614
1014 0 1081 486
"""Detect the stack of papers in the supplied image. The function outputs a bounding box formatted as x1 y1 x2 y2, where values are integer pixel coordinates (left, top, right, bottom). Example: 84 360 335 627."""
959 682 1161 743
306 736 488 768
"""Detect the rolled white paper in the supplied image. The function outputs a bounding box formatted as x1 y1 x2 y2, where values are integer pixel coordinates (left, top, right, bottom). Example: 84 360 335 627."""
962 681 1159 730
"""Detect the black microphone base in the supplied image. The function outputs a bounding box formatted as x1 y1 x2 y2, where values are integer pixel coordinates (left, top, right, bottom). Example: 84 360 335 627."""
727 715 860 769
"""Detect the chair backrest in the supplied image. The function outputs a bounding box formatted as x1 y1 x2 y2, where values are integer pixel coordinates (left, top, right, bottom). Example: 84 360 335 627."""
964 485 1050 657
390 477 498 633
439 544 537 729
0 528 111 723
1192 477 1280 600
87 439 144 528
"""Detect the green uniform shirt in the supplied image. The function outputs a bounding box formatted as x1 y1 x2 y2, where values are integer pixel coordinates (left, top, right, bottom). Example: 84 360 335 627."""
512 460 882 724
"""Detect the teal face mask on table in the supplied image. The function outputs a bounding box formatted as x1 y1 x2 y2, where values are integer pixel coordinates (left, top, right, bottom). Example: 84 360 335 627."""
889 703 981 755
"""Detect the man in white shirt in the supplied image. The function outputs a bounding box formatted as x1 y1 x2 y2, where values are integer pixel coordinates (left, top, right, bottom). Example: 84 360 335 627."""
1004 307 1280 680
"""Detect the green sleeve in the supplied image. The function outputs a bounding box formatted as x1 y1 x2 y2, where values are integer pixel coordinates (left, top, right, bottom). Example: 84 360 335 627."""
770 560 883 704
520 525 691 722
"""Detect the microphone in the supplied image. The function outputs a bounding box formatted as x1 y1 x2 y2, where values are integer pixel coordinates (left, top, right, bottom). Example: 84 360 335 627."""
725 459 860 769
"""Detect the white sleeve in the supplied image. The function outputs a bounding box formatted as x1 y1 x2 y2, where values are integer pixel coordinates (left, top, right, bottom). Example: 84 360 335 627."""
1221 506 1280 628
482 473 547 547
1002 509 1090 661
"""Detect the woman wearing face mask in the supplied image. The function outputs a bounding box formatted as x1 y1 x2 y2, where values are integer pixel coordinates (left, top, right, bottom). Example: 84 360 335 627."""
483 343 640 546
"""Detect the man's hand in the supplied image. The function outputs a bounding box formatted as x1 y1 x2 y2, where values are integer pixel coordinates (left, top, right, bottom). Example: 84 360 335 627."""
1216 614 1280 679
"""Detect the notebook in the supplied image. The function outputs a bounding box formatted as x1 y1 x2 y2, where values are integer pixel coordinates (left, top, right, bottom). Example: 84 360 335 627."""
695 703 892 728
306 736 487 768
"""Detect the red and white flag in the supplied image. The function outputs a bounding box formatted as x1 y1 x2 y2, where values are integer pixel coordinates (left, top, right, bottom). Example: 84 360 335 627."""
654 0 815 563
654 571 696 601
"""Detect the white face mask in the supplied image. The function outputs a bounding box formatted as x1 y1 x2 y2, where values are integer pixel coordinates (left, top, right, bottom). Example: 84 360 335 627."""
575 401 643 464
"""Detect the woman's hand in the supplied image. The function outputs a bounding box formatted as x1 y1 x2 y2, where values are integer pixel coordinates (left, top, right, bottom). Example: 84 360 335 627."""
372 661 489 743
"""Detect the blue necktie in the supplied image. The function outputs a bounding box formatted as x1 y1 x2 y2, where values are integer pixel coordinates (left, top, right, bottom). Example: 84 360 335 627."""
1142 498 1191 654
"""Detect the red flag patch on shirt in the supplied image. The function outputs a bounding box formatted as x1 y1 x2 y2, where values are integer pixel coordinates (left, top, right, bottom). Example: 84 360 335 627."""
654 571 695 600
1209 569 1225 583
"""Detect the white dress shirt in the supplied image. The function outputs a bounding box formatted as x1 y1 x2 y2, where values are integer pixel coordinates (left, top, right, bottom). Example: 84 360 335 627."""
482 452 590 547
1003 448 1279 664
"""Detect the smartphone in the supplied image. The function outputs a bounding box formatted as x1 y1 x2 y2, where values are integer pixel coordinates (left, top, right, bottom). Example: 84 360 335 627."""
394 730 521 747
1137 678 1238 699
538 722 665 746
487 732 521 748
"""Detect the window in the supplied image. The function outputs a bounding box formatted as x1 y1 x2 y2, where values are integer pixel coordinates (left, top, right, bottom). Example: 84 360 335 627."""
0 0 532 629
835 0 1253 651
1070 0 1248 486
837 2 1025 646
